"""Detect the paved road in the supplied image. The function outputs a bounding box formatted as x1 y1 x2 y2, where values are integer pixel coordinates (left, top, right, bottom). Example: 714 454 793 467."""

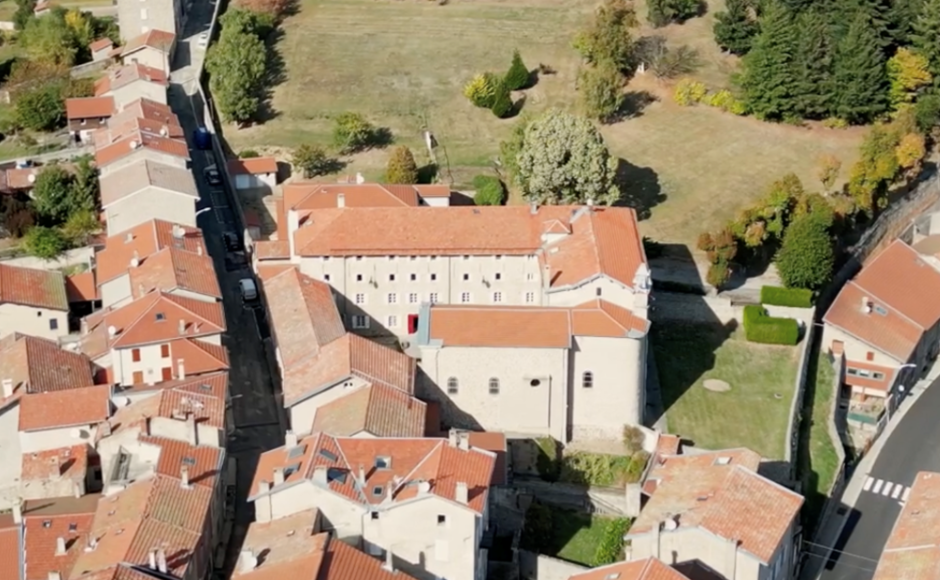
819 376 940 580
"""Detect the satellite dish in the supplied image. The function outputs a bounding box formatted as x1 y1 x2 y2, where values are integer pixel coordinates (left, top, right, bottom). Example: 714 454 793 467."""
27 174 35 184
70 428 82 439
107 325 117 338
663 517 679 531
417 481 431 494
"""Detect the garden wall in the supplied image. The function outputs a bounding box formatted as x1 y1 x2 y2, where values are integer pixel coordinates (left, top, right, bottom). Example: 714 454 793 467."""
517 551 587 580
509 477 639 517
776 306 816 475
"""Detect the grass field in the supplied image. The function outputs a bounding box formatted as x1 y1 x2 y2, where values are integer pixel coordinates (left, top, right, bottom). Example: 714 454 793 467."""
800 352 840 534
224 0 864 246
550 510 613 566
651 322 800 459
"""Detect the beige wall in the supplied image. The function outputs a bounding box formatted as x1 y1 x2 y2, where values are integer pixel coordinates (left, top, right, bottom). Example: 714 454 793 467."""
118 0 183 42
821 325 904 367
113 334 221 386
99 148 185 177
20 424 98 453
263 481 363 540
105 188 197 236
0 302 67 341
122 47 170 72
569 335 646 438
288 377 368 436
546 275 640 310
0 404 22 509
417 345 568 441
101 276 133 309
109 82 169 109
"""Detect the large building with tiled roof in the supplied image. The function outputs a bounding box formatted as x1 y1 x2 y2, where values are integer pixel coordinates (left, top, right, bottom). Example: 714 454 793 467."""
872 471 940 580
118 29 175 71
823 240 940 405
65 96 114 143
99 159 198 236
416 300 650 440
0 263 69 341
93 63 169 107
248 430 495 580
95 130 189 175
625 448 803 580
567 558 692 580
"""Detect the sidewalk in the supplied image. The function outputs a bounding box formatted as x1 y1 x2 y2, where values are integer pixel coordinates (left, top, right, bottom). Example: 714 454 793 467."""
800 362 940 580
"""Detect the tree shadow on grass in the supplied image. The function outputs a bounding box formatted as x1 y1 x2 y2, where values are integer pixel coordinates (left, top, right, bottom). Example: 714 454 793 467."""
255 28 287 124
613 158 666 221
618 90 657 120
417 163 438 184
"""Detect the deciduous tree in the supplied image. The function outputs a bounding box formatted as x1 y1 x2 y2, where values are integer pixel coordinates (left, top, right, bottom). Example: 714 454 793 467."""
61 210 99 246
206 29 266 124
32 164 74 224
577 63 624 122
572 0 637 72
516 109 620 205
647 0 699 27
713 0 759 55
775 211 834 290
291 144 331 178
23 225 68 259
498 114 529 185
472 175 506 205
21 9 79 66
14 84 65 131
887 47 932 109
331 112 376 154
0 194 35 238
385 146 419 184
816 154 842 193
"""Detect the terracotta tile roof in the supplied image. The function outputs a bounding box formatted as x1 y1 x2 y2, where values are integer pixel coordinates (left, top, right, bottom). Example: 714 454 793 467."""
844 360 894 392
424 300 648 349
66 96 115 120
95 117 184 150
284 183 420 212
95 131 189 167
100 160 196 207
414 184 451 198
824 281 923 362
23 510 95 580
124 516 202 576
254 241 291 261
467 431 507 485
96 219 204 285
67 271 99 302
80 291 225 357
289 205 646 288
283 333 415 406
156 380 226 428
319 533 420 580
73 563 159 580
120 29 175 56
0 263 68 309
0 523 19 580
234 510 325 580
311 383 427 437
94 64 168 97
262 268 344 367
167 338 229 377
227 157 277 175
249 434 495 514
568 558 692 580
128 246 220 299
90 38 114 52
874 471 940 580
628 449 803 564
111 98 178 128
0 333 96 403
19 384 111 431
21 444 90 483
139 434 224 487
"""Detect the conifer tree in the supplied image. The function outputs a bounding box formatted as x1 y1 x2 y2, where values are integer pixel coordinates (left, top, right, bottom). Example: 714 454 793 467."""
713 0 759 55
833 9 889 124
912 0 940 82
739 1 800 120
504 50 530 91
792 8 836 118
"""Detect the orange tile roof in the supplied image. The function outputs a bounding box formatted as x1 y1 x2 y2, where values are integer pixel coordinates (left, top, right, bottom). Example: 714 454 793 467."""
95 116 184 149
0 522 18 580
467 431 507 485
80 291 225 357
227 156 278 175
128 246 221 299
628 449 803 564
262 269 345 367
23 509 95 580
284 183 421 212
824 281 923 362
311 383 427 438
104 374 227 439
0 333 96 403
568 558 691 580
94 131 189 167
19 384 111 431
111 98 179 128
874 471 940 580
425 300 648 349
94 64 168 97
139 434 224 487
90 38 114 53
844 360 894 392
120 29 175 56
96 219 204 284
73 563 160 580
66 96 115 120
254 241 291 261
165 338 229 377
249 434 495 514
67 271 99 302
0 262 68 310
21 444 90 482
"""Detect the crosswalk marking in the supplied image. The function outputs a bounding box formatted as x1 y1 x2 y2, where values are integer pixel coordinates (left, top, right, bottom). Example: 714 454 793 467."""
892 485 903 499
902 488 911 502
873 479 884 493
864 476 911 504
882 483 894 496
864 477 874 491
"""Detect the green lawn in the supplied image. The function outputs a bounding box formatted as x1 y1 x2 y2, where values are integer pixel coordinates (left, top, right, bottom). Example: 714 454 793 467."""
800 351 841 534
651 322 800 459
551 510 613 567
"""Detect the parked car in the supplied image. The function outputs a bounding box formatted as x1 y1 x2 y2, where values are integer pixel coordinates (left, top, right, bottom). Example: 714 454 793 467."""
223 232 240 252
204 165 222 186
239 278 258 303
193 127 211 150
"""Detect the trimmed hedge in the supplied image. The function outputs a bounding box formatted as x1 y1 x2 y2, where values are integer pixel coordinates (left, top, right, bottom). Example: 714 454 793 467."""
743 305 800 345
592 517 631 565
472 174 506 206
761 286 814 308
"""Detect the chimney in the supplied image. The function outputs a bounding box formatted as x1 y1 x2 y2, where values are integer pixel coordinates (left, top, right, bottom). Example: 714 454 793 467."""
178 319 186 335
177 358 185 380
73 481 82 498
180 465 190 488
138 284 146 297
358 464 365 486
130 250 139 268
125 232 133 243
239 549 258 572
172 224 183 239
197 244 203 256
383 548 394 572
455 481 468 505
49 573 61 580
861 296 871 313
12 499 22 524
156 547 167 573
273 467 285 486
386 481 394 502
100 421 112 437
337 193 345 208
55 537 67 556
448 429 458 448
355 172 365 184
313 466 328 486
529 201 538 215
258 480 270 494
85 537 97 552
148 548 157 569
186 412 197 445
2 378 13 399
285 430 298 448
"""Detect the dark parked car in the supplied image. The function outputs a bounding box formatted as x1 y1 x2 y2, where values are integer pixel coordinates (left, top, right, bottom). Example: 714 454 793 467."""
204 165 222 186
223 232 240 252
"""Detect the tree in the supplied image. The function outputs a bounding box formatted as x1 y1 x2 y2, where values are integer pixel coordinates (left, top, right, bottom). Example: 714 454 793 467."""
912 0 940 82
21 9 80 66
775 212 834 290
13 0 36 30
240 149 260 158
577 64 625 122
0 195 35 238
516 110 620 205
896 131 926 173
219 7 275 37
816 154 842 193
792 8 836 119
887 47 932 110
32 165 74 224
206 29 266 124
738 1 800 121
472 175 506 205
490 80 514 118
914 93 940 131
385 146 419 184
498 114 530 185
649 44 700 79
833 9 889 124
331 112 376 154
64 9 94 49
713 0 759 55
22 226 67 260
14 84 65 131
61 209 99 247
463 73 499 108
572 0 637 72
504 50 530 91
647 0 700 27
698 228 738 289
847 123 902 211
291 144 332 178
70 155 98 214
237 0 292 17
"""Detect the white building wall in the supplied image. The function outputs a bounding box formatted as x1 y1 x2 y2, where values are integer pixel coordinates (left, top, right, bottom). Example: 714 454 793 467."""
113 335 221 385
0 302 68 341
122 48 169 71
545 276 638 309
105 189 197 236
108 82 169 109
821 325 904 367
20 425 98 453
569 335 646 438
0 404 22 509
288 378 369 436
99 148 185 177
101 276 133 309
629 527 764 580
263 482 363 538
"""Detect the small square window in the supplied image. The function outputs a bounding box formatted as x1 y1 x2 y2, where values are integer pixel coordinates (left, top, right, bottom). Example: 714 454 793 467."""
387 293 397 304
352 315 369 329
372 486 383 496
430 273 437 281
324 274 331 281
371 511 380 519
389 274 396 282
495 273 502 280
356 274 363 282
437 514 447 525
596 287 602 297
429 293 439 304
355 293 366 305
410 273 417 281
527 273 535 281
492 292 502 303
49 318 58 331
463 273 470 281
409 293 418 304
525 292 535 303
387 315 398 328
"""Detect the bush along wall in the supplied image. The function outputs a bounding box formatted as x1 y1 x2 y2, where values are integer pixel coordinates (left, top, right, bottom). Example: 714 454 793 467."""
760 286 814 308
743 304 800 345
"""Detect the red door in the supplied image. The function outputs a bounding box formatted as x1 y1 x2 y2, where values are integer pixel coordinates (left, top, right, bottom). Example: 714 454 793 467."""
407 314 419 334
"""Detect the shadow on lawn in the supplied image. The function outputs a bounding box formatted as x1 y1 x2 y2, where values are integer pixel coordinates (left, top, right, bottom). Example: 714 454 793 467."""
614 158 666 221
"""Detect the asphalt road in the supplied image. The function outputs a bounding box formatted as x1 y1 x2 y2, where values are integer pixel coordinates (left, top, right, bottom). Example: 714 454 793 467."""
820 376 940 580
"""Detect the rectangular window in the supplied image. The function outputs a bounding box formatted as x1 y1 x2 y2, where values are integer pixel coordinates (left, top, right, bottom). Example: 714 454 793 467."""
527 273 534 281
387 315 398 328
430 273 437 281
437 514 447 525
324 274 331 281
352 315 370 329
356 274 363 282
160 344 170 358
387 293 397 304
525 292 535 303
132 348 141 362
49 318 58 331
463 273 470 281
140 7 148 18
429 293 439 304
495 273 502 280
492 292 502 303
408 293 418 304
389 274 396 281
355 293 366 305
866 351 875 361
461 292 471 303
410 274 416 281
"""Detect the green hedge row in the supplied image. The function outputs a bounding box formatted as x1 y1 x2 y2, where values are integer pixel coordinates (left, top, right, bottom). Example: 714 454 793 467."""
761 286 814 308
743 305 800 345
592 517 631 565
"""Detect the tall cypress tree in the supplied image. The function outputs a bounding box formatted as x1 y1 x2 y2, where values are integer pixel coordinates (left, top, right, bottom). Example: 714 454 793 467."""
739 0 800 120
793 9 836 118
713 0 760 55
833 10 889 123
891 0 924 45
912 0 940 82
